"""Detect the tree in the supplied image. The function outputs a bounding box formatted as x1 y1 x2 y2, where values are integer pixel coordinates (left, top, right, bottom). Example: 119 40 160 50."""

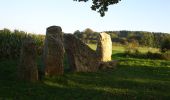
84 28 94 34
81 28 94 43
139 32 154 47
73 30 81 38
74 0 121 17
160 37 170 53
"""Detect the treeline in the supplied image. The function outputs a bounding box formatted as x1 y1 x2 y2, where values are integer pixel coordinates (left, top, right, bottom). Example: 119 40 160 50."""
0 28 44 59
0 28 170 59
74 28 170 48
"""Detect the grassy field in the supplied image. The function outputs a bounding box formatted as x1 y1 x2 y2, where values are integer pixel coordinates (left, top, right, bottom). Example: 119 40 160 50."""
88 44 159 53
0 45 170 99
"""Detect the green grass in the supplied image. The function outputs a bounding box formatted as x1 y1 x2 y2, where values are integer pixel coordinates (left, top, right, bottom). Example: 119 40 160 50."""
88 44 159 53
137 46 159 53
0 45 170 99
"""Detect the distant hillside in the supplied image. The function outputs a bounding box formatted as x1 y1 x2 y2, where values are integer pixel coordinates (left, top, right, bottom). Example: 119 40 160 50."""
74 29 170 48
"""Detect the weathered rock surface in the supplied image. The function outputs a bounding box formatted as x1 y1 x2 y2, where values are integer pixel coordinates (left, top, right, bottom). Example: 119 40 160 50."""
64 34 99 72
18 37 38 82
43 26 64 76
96 32 112 62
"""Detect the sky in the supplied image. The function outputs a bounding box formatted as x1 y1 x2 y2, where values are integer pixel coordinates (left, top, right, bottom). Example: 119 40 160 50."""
0 0 170 34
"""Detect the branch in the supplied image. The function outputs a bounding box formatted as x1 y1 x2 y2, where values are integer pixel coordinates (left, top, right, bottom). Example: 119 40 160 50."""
74 0 121 17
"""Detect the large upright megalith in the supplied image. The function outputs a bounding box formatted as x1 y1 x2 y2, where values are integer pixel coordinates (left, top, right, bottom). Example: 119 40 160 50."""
64 34 99 72
43 26 64 76
18 37 38 82
96 32 112 62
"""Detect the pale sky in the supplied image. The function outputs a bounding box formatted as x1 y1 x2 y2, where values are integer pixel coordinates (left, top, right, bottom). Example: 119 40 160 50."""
0 0 170 34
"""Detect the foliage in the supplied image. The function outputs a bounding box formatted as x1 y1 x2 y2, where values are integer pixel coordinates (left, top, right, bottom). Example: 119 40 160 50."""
75 30 170 48
88 43 167 60
124 49 170 61
124 49 142 58
160 37 170 53
74 0 121 17
73 30 81 38
120 42 169 60
75 28 99 44
0 28 45 59
146 51 162 60
161 51 170 60
124 41 139 56
139 32 154 47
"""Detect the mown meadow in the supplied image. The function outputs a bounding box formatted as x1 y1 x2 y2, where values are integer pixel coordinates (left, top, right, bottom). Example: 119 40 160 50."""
0 43 170 99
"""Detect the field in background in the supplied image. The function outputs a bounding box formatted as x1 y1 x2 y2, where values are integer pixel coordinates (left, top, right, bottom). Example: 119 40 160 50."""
88 44 159 53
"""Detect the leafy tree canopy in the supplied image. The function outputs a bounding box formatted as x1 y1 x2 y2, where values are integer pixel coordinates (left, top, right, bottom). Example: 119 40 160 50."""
84 28 94 34
74 0 121 17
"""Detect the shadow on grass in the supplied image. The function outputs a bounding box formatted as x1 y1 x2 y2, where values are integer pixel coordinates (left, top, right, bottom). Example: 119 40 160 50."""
0 58 170 99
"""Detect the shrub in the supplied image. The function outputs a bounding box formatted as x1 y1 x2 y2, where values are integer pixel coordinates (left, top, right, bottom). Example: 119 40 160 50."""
124 48 141 58
161 51 170 60
124 50 170 60
0 29 44 59
160 38 170 53
124 40 140 57
146 51 162 59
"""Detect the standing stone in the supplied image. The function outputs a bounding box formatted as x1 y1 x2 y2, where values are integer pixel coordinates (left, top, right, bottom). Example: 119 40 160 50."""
18 37 38 82
64 34 99 72
43 26 64 76
96 32 112 62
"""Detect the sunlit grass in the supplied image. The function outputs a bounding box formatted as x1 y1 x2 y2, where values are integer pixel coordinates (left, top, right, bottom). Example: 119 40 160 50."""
0 45 170 99
138 46 159 53
87 43 159 53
